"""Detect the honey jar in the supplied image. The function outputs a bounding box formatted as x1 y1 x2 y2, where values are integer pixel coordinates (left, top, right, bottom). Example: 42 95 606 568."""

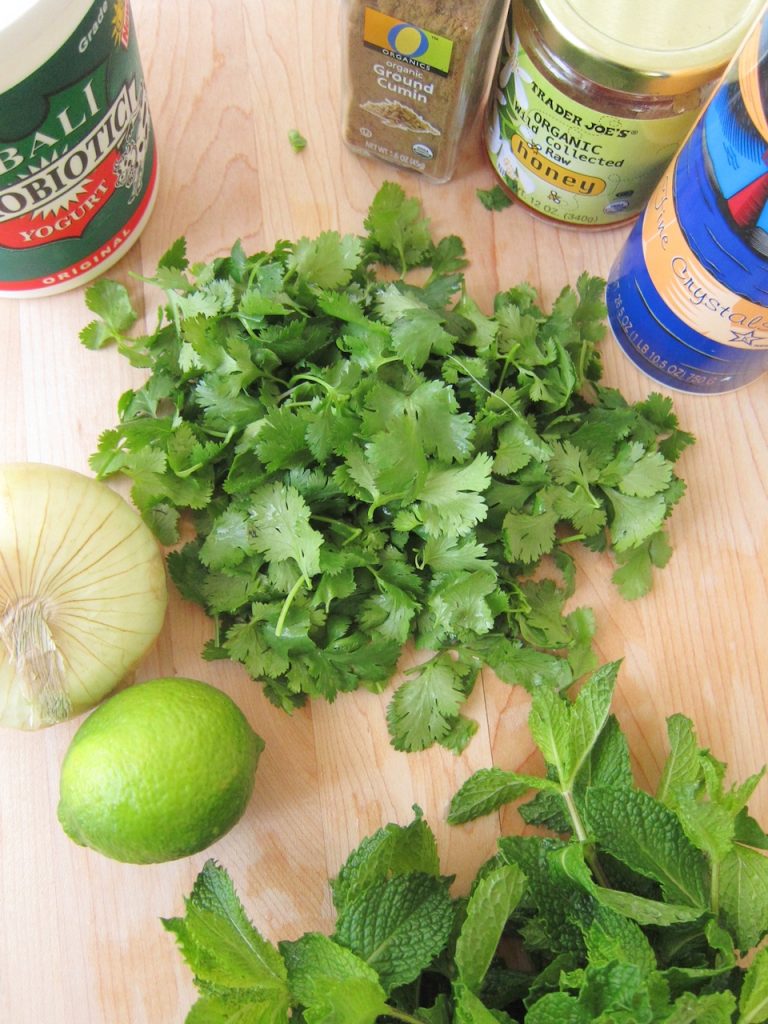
486 0 765 227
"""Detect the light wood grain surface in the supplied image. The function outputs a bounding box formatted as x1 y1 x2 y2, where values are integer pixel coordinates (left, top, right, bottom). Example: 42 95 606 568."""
1 3 767 1022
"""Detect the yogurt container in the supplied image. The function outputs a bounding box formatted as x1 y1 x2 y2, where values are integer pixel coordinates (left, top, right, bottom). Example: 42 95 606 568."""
0 0 157 296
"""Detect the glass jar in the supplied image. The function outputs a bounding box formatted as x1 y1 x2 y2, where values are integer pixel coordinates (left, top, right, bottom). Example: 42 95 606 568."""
341 0 510 183
486 0 766 227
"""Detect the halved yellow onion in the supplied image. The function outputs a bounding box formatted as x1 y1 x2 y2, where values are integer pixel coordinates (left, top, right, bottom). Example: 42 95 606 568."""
0 463 168 729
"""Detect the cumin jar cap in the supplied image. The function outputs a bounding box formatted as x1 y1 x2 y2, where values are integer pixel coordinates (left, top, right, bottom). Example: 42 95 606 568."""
523 0 767 95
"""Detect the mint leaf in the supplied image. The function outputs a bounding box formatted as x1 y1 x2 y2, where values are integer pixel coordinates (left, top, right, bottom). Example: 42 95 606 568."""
664 991 737 1023
739 946 768 1023
333 872 454 993
454 864 525 993
280 932 387 1023
584 786 709 908
657 714 701 807
162 860 290 1012
528 662 618 793
185 995 287 1023
447 766 557 825
331 814 440 914
453 982 509 1022
525 993 590 1023
719 843 768 951
551 842 703 928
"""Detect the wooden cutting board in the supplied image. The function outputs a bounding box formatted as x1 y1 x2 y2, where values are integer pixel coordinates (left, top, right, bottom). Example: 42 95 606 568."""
1 2 766 1021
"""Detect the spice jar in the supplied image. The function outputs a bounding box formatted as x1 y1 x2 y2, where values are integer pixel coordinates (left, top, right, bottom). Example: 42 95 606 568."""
0 0 157 296
341 0 510 183
486 0 765 227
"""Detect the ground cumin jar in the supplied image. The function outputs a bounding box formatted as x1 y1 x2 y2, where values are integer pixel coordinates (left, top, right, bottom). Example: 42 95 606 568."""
486 0 765 227
0 0 157 296
342 0 510 183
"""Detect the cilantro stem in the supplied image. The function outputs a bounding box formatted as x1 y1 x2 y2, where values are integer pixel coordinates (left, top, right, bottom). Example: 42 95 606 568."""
382 1006 425 1024
288 372 335 393
275 575 307 637
311 515 362 545
447 355 522 418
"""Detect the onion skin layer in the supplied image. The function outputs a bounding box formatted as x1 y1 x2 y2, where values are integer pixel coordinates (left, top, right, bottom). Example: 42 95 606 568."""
0 463 168 730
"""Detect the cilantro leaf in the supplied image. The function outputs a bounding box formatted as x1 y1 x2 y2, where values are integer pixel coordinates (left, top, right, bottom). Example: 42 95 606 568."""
386 652 477 752
364 181 433 273
288 129 307 152
248 483 322 583
476 184 514 211
83 182 693 754
80 279 137 349
288 232 363 289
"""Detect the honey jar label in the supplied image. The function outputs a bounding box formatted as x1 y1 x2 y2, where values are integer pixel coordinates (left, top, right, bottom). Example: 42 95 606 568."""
487 31 700 226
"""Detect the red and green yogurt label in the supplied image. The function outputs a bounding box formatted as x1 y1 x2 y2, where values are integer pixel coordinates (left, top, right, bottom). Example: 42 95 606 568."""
0 0 156 293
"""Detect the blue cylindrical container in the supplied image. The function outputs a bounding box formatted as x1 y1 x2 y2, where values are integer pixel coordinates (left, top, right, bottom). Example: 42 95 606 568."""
607 6 768 394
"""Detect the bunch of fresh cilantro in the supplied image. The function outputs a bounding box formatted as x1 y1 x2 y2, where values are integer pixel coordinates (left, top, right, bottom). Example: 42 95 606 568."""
81 182 693 753
163 662 768 1023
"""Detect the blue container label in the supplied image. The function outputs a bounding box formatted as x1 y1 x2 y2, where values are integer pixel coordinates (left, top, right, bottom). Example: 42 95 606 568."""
607 12 768 394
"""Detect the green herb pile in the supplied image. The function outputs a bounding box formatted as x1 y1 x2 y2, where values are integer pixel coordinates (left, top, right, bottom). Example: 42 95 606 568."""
163 662 768 1023
82 182 693 753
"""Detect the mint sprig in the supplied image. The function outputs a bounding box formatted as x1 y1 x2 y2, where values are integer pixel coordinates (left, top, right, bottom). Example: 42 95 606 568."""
164 666 768 1021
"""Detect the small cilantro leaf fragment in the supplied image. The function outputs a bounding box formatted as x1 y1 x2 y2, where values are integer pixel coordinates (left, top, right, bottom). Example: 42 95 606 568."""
165 678 768 1020
288 128 307 152
79 279 137 349
82 181 694 753
476 184 514 212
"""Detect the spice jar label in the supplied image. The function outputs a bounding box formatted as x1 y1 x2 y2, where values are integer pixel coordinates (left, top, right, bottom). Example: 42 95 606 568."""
487 32 700 226
342 0 509 184
0 0 157 296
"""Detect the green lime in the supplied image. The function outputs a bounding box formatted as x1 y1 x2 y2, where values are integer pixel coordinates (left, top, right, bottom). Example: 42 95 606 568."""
57 677 264 864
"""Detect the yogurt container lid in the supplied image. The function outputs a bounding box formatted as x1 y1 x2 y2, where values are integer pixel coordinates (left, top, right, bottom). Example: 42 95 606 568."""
0 1 39 33
524 0 767 95
0 0 95 95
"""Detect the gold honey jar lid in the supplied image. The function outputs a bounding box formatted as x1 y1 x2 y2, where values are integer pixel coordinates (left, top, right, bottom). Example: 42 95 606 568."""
522 0 767 95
